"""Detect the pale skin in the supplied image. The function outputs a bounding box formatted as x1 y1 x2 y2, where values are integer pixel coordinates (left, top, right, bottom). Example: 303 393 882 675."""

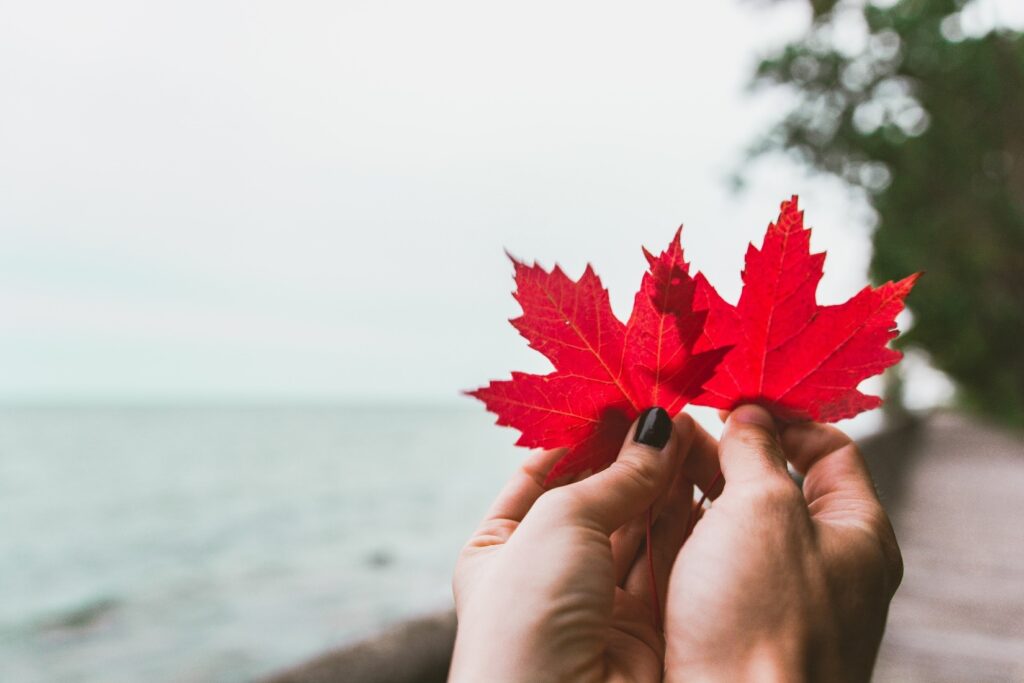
448 405 904 683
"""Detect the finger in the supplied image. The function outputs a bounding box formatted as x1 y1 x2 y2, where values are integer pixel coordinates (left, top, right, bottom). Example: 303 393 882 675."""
546 407 682 535
481 448 565 524
780 422 899 584
779 421 852 475
611 514 648 585
623 468 694 612
718 404 789 486
611 419 693 583
779 422 879 510
680 417 724 500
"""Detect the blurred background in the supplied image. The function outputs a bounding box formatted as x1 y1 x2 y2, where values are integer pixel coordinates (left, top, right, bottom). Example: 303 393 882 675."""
1 1 1021 681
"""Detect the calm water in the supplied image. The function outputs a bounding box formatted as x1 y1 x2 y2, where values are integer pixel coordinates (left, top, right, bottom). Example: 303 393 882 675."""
0 405 521 683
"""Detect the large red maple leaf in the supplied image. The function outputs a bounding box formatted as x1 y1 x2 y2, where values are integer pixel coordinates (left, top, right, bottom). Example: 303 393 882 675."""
692 196 920 422
468 232 730 484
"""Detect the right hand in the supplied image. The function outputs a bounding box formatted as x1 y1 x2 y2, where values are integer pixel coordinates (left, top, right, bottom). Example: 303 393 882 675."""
664 405 904 683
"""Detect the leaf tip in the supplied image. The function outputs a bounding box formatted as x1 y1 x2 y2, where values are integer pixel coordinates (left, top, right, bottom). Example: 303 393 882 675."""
902 271 924 290
503 247 524 266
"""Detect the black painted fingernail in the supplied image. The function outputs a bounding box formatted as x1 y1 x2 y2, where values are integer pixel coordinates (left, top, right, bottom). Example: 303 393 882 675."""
634 407 672 449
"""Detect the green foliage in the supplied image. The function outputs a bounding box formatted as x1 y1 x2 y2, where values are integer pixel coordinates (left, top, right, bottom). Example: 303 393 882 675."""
752 0 1024 425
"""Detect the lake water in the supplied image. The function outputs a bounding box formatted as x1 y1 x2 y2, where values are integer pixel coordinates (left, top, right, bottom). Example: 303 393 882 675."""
0 405 524 683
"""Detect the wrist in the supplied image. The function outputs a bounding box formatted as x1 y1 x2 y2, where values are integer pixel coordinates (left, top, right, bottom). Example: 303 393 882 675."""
448 617 561 683
739 641 812 683
666 631 817 683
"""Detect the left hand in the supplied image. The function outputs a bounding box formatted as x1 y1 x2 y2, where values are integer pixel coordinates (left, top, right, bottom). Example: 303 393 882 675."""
448 407 701 683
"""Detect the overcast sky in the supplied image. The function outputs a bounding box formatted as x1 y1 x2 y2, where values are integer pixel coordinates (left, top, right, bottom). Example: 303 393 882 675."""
5 0 1013 404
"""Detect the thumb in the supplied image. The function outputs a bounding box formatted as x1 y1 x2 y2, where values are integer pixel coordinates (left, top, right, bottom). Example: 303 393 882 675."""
553 407 681 534
719 404 790 486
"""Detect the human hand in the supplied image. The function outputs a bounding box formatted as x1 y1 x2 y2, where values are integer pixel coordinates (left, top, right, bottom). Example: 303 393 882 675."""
448 407 697 683
664 405 904 683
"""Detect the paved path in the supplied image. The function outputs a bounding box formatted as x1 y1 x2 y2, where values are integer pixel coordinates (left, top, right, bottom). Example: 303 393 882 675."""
865 412 1024 683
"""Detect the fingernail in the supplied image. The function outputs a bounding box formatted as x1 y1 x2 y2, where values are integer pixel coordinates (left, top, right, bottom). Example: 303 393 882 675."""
634 407 672 449
729 404 775 431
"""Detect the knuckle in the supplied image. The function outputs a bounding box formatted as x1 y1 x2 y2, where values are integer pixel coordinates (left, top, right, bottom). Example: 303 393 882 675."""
740 430 785 461
731 427 786 468
844 507 904 598
757 477 804 509
533 486 587 519
886 541 905 593
517 460 549 491
472 518 516 545
673 411 696 437
820 424 855 452
609 454 660 493
870 514 904 594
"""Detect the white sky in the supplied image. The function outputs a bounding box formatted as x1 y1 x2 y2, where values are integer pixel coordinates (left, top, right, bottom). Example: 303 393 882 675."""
2 0 992 404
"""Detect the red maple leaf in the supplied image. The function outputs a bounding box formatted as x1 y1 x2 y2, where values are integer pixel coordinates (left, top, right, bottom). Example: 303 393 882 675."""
468 231 730 485
692 196 920 422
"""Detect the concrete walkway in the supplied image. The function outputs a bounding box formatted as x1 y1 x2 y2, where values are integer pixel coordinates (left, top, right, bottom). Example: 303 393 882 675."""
866 412 1024 682
263 411 1024 683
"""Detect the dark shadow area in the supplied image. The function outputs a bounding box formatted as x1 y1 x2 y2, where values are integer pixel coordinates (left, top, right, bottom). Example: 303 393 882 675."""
261 611 456 683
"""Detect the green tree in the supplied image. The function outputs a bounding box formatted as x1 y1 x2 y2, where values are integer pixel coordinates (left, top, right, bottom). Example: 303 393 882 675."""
752 0 1024 425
